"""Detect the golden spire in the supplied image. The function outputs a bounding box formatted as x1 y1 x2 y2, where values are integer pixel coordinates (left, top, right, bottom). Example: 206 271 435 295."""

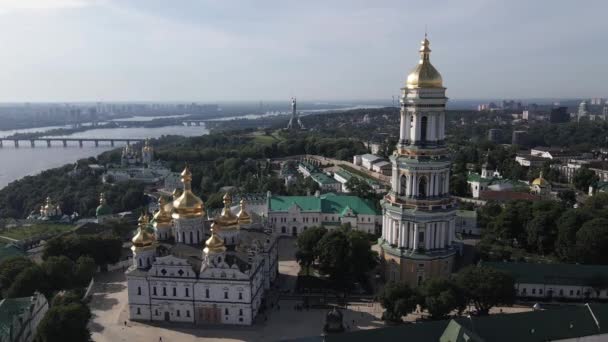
153 196 172 225
237 199 252 225
406 34 443 89
214 193 238 228
172 164 205 219
132 212 156 249
204 224 226 254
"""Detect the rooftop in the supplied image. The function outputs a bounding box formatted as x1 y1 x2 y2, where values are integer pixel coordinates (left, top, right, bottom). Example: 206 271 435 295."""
0 297 34 338
269 193 380 216
294 304 608 342
310 172 339 185
484 261 608 286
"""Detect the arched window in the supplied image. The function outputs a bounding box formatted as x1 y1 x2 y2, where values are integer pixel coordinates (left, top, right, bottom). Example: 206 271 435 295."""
420 116 428 142
400 175 407 195
418 176 427 198
189 231 193 243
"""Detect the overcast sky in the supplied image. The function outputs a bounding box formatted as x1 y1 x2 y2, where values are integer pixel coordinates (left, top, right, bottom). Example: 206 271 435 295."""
0 0 606 102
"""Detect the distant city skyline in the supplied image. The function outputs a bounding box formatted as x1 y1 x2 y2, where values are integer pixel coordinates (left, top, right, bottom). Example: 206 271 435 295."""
0 0 606 102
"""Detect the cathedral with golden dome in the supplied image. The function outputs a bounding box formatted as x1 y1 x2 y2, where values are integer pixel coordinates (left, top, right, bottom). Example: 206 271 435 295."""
126 165 278 325
379 35 459 287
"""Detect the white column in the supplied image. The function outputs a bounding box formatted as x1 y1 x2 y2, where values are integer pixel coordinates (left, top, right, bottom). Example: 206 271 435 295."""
429 173 435 197
413 225 419 251
444 172 449 194
399 223 405 247
439 114 445 140
382 216 387 240
411 114 418 141
429 115 436 141
405 112 411 141
399 112 407 142
404 222 409 249
395 220 400 246
440 222 446 249
424 226 430 250
449 220 455 244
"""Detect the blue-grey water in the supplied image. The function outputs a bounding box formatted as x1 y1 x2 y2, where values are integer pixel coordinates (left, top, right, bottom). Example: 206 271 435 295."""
0 125 209 189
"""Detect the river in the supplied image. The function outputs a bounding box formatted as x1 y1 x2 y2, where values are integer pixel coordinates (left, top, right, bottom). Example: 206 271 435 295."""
0 125 209 189
0 104 384 189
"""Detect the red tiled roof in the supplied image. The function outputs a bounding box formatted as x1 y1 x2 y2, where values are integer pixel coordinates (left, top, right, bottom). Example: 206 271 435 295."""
479 190 538 202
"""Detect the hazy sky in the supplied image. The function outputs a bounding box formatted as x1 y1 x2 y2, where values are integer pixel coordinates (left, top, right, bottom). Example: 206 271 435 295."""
0 0 606 102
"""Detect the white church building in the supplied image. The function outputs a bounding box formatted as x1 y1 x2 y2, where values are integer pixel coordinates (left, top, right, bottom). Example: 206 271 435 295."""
126 166 278 325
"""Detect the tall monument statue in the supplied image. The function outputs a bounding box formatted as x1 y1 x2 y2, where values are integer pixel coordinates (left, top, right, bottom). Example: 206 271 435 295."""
286 97 304 129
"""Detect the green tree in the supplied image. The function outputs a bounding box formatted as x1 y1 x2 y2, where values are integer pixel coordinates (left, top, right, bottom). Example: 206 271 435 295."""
455 265 515 315
525 212 557 254
573 168 599 191
42 256 75 292
345 177 373 199
74 256 97 287
7 265 46 298
35 302 91 342
576 218 608 264
421 278 466 319
555 209 592 261
295 227 327 271
378 282 420 322
347 230 377 281
316 230 350 285
0 257 34 294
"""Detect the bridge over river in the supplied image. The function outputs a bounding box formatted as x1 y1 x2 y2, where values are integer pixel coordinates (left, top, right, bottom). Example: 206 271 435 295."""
0 138 144 148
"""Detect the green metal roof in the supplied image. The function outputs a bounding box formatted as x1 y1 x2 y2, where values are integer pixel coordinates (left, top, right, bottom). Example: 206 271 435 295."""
0 297 32 338
484 261 608 286
96 203 112 216
269 193 380 216
440 319 485 342
316 304 608 342
310 172 339 185
334 170 353 181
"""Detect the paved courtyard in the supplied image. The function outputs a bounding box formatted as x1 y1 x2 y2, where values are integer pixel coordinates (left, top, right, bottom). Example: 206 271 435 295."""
88 237 531 341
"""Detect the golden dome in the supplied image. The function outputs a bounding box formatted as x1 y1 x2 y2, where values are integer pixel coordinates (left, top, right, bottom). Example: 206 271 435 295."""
172 165 205 219
153 196 172 225
406 35 443 89
237 199 252 225
204 225 226 254
132 213 156 248
532 171 549 186
44 196 53 210
142 139 153 152
214 193 238 228
172 188 182 199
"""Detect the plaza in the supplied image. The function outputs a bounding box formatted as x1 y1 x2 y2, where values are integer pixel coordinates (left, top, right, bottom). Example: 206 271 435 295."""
88 237 533 341
89 238 387 342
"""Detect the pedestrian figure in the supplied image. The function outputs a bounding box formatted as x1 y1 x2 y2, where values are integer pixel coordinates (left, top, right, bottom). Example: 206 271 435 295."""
124 321 127 327
159 338 163 342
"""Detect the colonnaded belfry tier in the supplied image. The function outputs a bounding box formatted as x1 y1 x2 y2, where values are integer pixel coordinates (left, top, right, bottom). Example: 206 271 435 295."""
380 35 458 287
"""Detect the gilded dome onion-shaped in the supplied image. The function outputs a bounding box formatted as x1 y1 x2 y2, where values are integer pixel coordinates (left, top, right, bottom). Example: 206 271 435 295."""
153 196 172 225
96 193 112 217
214 193 238 228
204 225 226 254
172 165 205 219
406 35 443 89
532 171 549 187
237 199 252 225
142 139 153 152
132 213 156 248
